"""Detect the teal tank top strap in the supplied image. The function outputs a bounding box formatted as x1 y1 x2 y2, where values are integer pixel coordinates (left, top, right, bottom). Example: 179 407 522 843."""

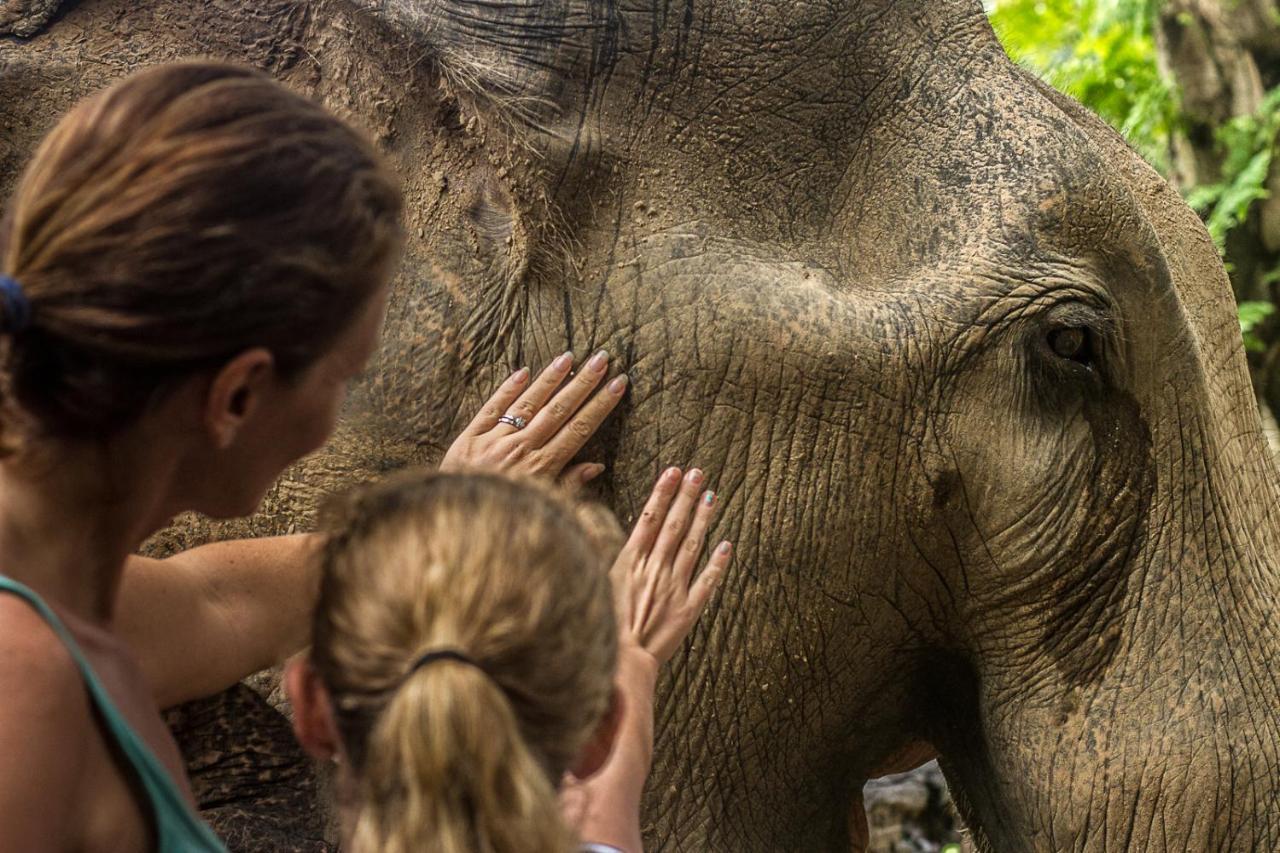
0 575 226 853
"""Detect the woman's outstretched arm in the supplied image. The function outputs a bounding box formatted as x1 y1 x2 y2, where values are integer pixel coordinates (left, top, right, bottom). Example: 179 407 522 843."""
116 352 627 709
117 534 322 708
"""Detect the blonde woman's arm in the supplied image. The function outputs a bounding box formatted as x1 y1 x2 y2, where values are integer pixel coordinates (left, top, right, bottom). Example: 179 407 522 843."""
565 466 733 852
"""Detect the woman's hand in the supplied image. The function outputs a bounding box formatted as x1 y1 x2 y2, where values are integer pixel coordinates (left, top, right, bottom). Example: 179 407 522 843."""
612 466 733 667
560 467 731 852
441 350 627 487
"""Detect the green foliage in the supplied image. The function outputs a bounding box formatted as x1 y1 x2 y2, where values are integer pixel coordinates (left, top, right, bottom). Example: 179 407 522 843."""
1185 86 1280 249
988 0 1176 173
1239 300 1276 352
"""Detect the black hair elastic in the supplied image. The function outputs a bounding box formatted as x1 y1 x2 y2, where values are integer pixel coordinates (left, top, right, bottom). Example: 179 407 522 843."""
406 648 487 679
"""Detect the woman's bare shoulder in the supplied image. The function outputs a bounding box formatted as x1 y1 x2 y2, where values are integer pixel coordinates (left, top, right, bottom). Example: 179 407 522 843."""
0 596 94 850
0 592 94 737
0 590 77 660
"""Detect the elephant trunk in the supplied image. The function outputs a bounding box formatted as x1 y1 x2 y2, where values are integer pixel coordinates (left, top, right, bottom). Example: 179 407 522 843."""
941 470 1280 851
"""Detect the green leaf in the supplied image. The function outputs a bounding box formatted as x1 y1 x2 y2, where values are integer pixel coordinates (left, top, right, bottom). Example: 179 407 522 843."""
1240 300 1275 353
1239 300 1274 327
1204 148 1273 246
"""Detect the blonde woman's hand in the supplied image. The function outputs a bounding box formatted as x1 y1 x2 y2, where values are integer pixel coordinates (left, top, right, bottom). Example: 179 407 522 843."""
441 350 627 486
612 466 733 667
559 467 730 853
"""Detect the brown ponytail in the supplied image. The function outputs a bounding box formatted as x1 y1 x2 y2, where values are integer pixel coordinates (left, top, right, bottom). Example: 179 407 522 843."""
0 62 402 453
311 472 618 853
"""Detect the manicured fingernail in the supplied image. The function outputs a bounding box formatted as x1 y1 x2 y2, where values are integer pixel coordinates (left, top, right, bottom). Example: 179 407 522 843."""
703 490 715 505
588 349 609 372
608 374 629 394
664 466 681 481
717 541 732 556
512 366 530 383
554 352 573 371
687 468 703 485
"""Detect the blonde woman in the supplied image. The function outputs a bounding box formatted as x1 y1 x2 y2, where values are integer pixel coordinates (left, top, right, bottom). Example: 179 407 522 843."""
286 469 731 853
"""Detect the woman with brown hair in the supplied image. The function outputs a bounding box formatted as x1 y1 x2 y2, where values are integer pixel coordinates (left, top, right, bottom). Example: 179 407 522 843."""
0 61 663 851
286 468 730 853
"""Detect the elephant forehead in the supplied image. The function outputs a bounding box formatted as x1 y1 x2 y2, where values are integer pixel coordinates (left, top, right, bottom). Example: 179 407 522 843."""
613 228 894 345
589 226 1008 414
600 224 1115 339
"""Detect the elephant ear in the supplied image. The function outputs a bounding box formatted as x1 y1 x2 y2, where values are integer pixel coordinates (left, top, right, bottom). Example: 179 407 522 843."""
0 0 66 37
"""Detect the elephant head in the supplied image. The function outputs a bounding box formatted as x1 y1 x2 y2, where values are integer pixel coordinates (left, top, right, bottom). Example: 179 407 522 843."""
4 0 1280 849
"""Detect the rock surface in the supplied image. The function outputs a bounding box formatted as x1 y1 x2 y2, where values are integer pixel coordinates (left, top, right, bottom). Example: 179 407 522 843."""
166 684 335 852
0 0 62 39
864 762 971 853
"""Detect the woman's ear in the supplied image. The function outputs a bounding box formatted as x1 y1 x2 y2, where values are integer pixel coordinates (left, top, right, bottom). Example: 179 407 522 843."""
284 655 341 762
204 347 275 449
570 686 624 780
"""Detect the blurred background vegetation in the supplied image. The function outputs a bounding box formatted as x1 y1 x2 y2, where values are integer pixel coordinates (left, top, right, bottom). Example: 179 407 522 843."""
985 0 1280 425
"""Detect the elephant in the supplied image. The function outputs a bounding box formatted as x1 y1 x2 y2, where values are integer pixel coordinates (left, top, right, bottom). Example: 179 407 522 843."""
5 0 1280 850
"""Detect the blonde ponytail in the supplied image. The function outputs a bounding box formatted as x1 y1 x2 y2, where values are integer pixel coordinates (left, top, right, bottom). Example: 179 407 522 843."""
311 472 618 853
350 663 575 853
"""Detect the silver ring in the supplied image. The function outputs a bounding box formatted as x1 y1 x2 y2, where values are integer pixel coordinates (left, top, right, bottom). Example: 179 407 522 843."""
498 415 527 430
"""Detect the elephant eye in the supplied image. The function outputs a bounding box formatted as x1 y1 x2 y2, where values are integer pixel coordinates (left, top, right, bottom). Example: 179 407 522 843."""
1047 326 1093 366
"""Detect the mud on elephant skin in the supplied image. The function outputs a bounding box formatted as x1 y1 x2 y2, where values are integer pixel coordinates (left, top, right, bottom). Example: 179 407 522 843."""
6 0 1280 850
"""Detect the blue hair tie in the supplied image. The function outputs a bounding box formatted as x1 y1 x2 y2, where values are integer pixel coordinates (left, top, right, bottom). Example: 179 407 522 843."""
0 275 30 335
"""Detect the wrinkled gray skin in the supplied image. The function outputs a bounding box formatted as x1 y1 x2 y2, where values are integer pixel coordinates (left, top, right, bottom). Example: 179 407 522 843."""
5 1 1280 850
